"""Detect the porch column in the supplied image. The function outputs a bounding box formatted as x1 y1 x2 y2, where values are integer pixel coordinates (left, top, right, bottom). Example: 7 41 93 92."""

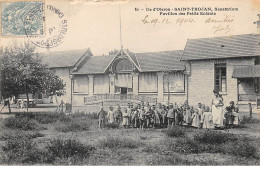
132 73 139 95
109 74 115 94
88 75 94 96
157 72 164 102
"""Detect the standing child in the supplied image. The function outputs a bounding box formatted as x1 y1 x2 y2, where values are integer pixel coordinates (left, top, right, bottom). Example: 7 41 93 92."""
107 106 114 124
192 109 201 128
201 106 214 129
152 105 160 128
114 106 122 127
122 108 129 128
98 107 106 128
232 107 240 127
161 105 168 128
167 103 174 126
184 105 192 126
139 106 145 129
132 106 139 128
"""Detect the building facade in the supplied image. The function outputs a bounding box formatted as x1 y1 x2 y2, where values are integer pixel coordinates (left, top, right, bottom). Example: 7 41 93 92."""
181 34 260 108
71 49 188 110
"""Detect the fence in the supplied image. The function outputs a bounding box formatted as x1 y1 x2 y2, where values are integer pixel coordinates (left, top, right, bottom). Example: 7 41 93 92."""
84 94 157 104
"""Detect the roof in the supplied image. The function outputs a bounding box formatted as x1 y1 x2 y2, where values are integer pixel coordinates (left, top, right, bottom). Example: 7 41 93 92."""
232 65 260 78
181 34 260 61
72 50 184 74
40 49 88 68
134 50 185 72
73 55 115 74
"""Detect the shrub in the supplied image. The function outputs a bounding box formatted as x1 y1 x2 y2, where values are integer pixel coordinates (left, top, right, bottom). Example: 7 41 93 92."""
46 138 95 160
99 137 140 149
165 126 186 138
4 116 39 130
15 112 64 124
1 137 43 164
240 116 260 125
222 139 259 158
105 123 119 129
0 131 44 141
55 120 89 132
193 130 237 144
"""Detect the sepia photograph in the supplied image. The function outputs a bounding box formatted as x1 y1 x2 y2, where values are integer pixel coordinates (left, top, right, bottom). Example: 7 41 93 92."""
0 0 259 166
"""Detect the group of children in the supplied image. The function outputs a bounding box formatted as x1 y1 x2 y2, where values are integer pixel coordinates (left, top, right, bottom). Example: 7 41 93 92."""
97 100 240 129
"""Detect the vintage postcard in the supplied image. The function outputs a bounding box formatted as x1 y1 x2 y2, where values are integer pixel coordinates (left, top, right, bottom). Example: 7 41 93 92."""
0 0 259 166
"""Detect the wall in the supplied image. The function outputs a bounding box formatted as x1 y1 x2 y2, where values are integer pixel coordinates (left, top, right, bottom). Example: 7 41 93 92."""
52 67 72 104
187 57 255 108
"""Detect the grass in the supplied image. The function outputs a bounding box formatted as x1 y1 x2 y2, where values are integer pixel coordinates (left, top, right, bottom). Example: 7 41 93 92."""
165 125 186 138
1 136 44 164
46 138 95 163
0 111 259 165
0 131 45 141
99 137 141 149
166 130 259 158
4 116 39 130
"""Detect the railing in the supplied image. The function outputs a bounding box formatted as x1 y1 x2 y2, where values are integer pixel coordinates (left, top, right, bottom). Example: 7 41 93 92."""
84 94 157 104
238 94 258 101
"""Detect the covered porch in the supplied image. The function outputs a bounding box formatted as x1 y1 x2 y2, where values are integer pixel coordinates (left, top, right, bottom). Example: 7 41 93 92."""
232 65 260 108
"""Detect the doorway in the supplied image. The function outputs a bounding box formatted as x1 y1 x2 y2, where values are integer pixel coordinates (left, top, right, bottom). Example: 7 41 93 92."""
120 87 127 100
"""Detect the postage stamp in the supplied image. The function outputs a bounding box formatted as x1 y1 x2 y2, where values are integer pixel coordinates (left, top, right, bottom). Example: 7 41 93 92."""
0 1 44 37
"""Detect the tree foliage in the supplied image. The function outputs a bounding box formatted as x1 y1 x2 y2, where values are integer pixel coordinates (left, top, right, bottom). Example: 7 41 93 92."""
0 42 65 101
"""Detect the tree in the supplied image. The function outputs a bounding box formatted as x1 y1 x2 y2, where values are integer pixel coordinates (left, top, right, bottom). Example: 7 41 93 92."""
0 42 65 112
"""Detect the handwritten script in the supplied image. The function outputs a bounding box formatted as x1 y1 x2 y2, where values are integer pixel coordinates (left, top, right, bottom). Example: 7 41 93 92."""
142 15 195 26
205 15 234 34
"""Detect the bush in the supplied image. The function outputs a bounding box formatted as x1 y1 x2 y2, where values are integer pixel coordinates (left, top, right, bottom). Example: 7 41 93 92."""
223 139 259 158
99 137 140 149
4 116 39 130
1 137 43 164
165 126 186 138
0 131 44 141
15 112 64 124
105 123 119 129
240 116 260 125
55 120 89 132
193 130 237 144
46 139 95 161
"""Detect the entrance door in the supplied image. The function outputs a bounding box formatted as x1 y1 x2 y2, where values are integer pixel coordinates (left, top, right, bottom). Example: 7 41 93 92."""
120 87 127 100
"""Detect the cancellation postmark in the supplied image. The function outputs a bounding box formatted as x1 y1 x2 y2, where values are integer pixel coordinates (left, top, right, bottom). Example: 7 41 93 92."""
29 4 68 48
1 1 44 37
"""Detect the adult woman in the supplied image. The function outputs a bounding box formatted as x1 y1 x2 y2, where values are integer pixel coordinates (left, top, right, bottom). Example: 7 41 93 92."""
211 90 224 128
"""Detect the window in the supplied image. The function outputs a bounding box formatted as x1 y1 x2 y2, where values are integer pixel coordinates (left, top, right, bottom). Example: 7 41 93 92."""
138 73 158 93
215 63 226 92
163 72 185 93
73 76 89 93
94 74 109 94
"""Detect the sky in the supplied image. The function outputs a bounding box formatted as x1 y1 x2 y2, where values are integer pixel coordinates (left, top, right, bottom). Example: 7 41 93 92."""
0 0 259 56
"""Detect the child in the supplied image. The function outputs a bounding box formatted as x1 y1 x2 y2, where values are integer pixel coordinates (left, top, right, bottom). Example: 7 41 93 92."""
132 106 139 128
184 105 192 126
122 108 129 128
201 106 214 129
161 105 168 128
224 101 235 128
232 107 240 127
152 105 160 128
139 106 145 129
177 105 184 125
107 106 114 124
191 109 201 128
114 106 122 127
98 107 106 128
167 103 175 126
